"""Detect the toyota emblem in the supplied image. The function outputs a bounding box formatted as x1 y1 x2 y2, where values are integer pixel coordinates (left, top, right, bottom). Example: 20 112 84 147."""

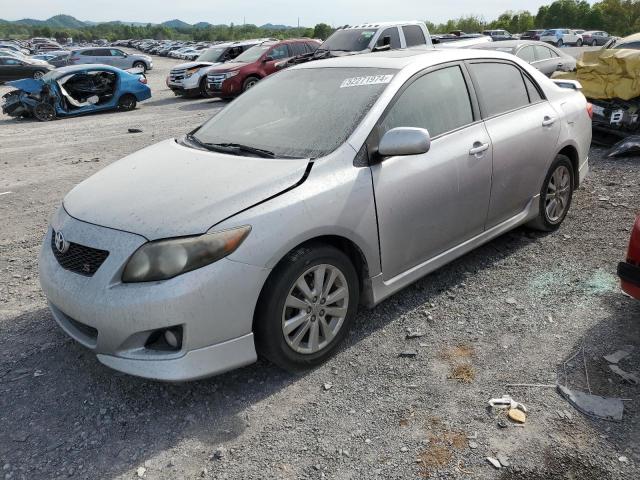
54 230 70 254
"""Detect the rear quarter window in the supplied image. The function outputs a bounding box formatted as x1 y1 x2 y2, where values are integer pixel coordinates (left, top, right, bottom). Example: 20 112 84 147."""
402 25 426 47
469 62 531 117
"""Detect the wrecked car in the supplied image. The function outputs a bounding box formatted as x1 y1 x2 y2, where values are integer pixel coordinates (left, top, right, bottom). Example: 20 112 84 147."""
39 49 590 381
618 215 640 300
2 65 151 121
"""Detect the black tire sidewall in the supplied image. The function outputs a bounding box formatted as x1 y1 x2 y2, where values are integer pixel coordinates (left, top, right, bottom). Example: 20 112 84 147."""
133 62 146 72
538 155 574 230
243 76 259 92
255 244 360 371
118 94 136 110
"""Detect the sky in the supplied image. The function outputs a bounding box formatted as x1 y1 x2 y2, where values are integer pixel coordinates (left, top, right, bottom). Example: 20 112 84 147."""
1 0 596 26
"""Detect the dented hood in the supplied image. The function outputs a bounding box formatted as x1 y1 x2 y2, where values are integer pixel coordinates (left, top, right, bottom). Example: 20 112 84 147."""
6 78 44 93
63 139 309 240
175 61 221 70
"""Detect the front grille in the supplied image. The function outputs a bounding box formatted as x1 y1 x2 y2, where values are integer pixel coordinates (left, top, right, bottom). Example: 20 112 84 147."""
51 231 109 277
169 68 187 84
207 73 226 91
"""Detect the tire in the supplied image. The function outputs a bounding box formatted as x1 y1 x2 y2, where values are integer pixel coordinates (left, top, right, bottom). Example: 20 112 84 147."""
557 39 563 47
33 70 46 79
242 76 260 92
117 94 137 111
32 102 55 121
199 77 211 98
591 40 598 47
576 39 583 47
254 244 360 372
133 61 147 73
527 155 574 232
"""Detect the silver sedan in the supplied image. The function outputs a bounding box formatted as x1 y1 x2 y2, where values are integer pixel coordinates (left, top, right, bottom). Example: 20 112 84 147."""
39 48 592 381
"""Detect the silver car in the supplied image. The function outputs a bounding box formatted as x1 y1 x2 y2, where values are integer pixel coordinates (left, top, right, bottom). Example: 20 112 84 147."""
39 49 591 381
69 47 152 72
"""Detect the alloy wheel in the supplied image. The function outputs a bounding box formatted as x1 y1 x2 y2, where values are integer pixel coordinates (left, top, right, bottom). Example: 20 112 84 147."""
281 264 349 355
33 71 44 79
545 165 571 223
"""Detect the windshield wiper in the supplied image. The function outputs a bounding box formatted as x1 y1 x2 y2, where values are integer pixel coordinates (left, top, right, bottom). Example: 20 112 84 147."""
204 142 276 158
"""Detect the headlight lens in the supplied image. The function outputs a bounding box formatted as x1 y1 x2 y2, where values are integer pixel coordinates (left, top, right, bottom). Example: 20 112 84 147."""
225 70 240 79
185 67 201 78
122 226 251 283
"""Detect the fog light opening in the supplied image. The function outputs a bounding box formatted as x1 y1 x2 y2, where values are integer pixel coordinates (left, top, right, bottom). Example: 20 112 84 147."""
145 326 183 351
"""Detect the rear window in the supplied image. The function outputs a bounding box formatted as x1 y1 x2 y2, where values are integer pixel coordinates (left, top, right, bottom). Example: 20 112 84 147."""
469 62 531 118
402 25 426 47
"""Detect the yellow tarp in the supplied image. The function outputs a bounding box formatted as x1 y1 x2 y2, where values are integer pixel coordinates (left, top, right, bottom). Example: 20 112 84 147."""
552 48 640 100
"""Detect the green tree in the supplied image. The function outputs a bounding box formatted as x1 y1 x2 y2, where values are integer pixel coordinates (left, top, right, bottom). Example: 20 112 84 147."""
313 23 333 40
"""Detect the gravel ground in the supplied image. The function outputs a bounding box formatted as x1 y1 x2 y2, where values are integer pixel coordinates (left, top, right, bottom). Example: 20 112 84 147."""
0 51 639 480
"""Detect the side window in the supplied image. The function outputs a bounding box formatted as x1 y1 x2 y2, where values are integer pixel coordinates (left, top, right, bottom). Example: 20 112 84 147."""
469 62 530 117
268 44 290 60
517 46 535 63
547 47 559 58
289 43 306 56
95 49 111 57
306 42 319 53
4 58 21 65
81 50 94 56
381 65 474 138
110 49 124 57
377 27 401 49
402 25 426 47
534 45 552 60
523 74 543 102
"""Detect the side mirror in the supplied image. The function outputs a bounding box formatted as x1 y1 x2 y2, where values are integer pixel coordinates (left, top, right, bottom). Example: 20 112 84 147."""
378 127 431 157
263 56 274 63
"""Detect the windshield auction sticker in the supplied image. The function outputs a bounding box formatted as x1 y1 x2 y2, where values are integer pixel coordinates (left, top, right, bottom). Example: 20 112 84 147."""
340 75 394 88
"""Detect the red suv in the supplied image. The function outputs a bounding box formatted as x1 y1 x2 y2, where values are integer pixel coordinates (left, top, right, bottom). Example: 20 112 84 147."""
618 214 640 300
206 39 320 98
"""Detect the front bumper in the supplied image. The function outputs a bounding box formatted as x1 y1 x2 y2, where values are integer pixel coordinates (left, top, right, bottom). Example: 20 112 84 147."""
206 75 242 98
618 261 640 300
39 207 269 381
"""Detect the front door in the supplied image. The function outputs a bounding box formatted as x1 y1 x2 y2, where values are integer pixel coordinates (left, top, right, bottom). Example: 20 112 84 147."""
262 44 291 75
467 61 561 228
370 64 493 280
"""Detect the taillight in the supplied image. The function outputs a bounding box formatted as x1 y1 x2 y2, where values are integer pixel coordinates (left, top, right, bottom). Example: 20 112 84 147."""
139 76 147 84
627 216 640 263
586 103 593 119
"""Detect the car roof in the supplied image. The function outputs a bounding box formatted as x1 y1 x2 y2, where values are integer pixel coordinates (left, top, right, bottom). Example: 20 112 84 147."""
292 47 519 71
49 64 120 77
620 32 640 43
340 21 424 29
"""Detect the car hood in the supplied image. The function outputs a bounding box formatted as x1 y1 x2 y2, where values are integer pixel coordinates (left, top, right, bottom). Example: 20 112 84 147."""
209 62 246 72
174 61 219 69
5 78 43 93
63 139 310 240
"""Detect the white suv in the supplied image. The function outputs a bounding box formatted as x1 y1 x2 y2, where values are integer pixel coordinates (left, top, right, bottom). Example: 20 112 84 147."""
539 29 583 47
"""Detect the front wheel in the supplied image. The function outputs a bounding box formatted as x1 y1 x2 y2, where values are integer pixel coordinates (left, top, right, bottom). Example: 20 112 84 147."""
117 94 137 111
199 77 212 98
33 102 55 121
557 39 564 47
33 70 46 79
242 76 260 92
527 155 574 231
133 61 147 73
254 244 360 372
576 39 583 47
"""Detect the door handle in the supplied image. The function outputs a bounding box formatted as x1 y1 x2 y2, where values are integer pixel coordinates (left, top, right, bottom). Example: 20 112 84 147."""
542 116 556 126
469 142 489 156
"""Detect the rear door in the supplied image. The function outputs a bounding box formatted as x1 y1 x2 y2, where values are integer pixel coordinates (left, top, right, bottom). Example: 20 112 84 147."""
371 64 493 279
93 48 112 65
467 61 561 228
0 58 23 80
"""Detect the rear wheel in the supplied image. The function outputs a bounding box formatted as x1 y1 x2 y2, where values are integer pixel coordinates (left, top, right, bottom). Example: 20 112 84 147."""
33 102 55 121
557 39 564 47
133 61 147 72
117 94 137 111
591 40 598 47
33 70 46 79
254 244 360 372
242 76 260 92
527 155 574 231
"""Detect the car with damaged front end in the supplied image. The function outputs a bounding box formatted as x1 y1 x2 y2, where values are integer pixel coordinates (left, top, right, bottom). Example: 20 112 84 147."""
39 49 591 381
2 64 151 121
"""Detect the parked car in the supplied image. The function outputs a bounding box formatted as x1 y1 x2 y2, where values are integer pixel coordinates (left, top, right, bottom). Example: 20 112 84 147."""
471 40 576 76
540 29 583 47
167 40 265 97
38 48 591 381
520 29 545 41
618 215 640 300
482 30 513 41
581 30 610 46
206 38 320 98
0 56 53 81
69 47 152 72
605 32 640 50
2 65 151 121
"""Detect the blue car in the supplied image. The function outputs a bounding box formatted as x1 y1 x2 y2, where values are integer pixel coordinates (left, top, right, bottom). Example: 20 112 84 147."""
1 64 151 121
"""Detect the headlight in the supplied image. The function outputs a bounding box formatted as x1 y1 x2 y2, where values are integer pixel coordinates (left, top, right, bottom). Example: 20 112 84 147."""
185 67 201 78
225 70 239 79
122 226 251 283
